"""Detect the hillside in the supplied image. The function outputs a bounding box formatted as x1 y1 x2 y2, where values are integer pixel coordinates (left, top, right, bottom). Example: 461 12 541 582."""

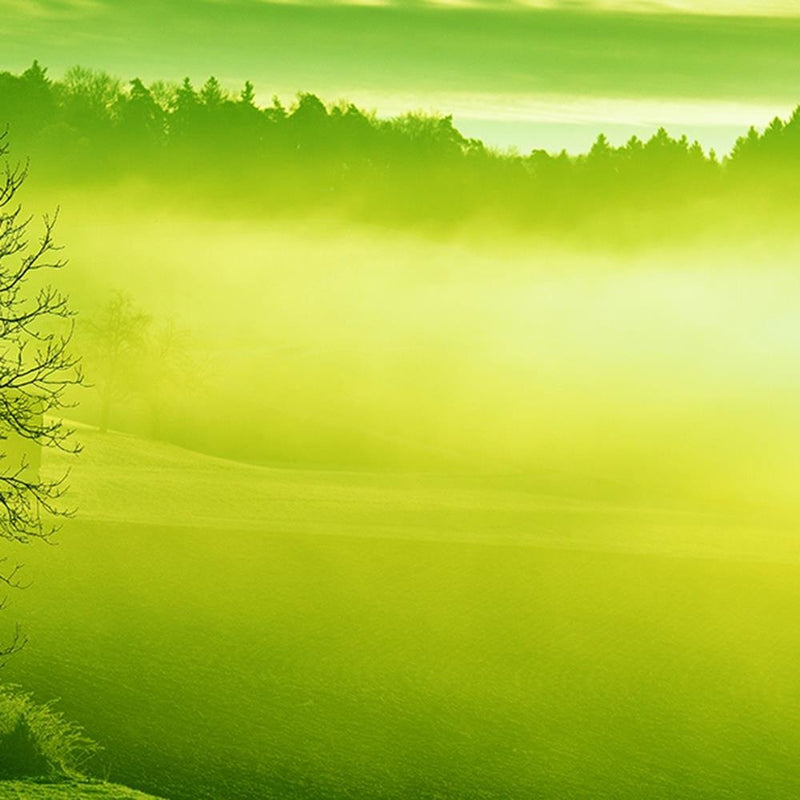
3 425 800 798
42 423 800 563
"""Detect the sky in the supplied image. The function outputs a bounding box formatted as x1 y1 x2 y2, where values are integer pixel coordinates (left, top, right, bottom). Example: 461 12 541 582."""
4 0 800 153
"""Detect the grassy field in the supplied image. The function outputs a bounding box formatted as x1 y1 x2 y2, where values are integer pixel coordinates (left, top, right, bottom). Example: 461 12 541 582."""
1 428 800 798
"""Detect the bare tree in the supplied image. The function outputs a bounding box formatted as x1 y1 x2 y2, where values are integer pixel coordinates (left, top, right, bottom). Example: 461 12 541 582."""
141 318 195 441
82 297 197 440
0 132 83 656
84 291 150 433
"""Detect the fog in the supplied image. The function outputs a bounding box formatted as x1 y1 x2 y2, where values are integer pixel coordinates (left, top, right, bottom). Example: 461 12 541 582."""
33 187 799 527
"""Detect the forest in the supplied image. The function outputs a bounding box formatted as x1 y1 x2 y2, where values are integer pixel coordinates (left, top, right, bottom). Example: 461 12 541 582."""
2 61 799 242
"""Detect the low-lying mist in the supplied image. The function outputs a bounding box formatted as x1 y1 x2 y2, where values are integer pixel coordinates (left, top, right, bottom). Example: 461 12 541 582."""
38 186 800 522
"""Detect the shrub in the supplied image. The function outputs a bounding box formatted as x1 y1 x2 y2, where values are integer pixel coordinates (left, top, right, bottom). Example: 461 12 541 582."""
0 684 99 779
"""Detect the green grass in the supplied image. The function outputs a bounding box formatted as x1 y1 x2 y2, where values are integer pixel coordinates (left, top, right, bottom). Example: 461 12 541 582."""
0 780 162 799
2 428 800 798
0 685 97 780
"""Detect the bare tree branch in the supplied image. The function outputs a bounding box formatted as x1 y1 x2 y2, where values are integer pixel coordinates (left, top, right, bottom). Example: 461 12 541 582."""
0 132 83 659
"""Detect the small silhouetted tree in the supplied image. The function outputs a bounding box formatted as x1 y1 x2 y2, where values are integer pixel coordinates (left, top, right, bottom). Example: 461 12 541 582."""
84 292 150 434
140 320 194 441
199 76 225 108
240 80 256 108
117 78 166 149
169 77 198 142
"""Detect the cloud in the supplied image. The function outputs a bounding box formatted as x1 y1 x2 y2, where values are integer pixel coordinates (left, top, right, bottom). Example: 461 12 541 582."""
3 0 105 19
564 0 800 14
325 89 793 130
464 0 800 14
234 0 800 13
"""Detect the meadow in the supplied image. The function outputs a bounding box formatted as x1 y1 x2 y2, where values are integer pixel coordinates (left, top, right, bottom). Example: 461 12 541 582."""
5 427 800 799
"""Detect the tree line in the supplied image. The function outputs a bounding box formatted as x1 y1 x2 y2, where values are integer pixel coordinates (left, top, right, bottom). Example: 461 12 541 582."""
1 61 798 238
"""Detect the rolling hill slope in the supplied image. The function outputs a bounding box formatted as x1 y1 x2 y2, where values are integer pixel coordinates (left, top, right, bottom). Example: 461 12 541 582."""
2 426 799 798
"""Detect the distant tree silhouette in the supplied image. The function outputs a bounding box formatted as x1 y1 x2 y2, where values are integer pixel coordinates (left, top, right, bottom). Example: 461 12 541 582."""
170 77 201 145
240 80 256 108
2 61 800 238
200 76 226 107
140 320 194 441
84 292 150 434
118 78 166 149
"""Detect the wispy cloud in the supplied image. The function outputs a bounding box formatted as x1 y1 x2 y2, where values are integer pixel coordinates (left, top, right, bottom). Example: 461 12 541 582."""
4 0 105 19
453 0 800 14
323 90 793 129
558 0 800 15
236 0 800 13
